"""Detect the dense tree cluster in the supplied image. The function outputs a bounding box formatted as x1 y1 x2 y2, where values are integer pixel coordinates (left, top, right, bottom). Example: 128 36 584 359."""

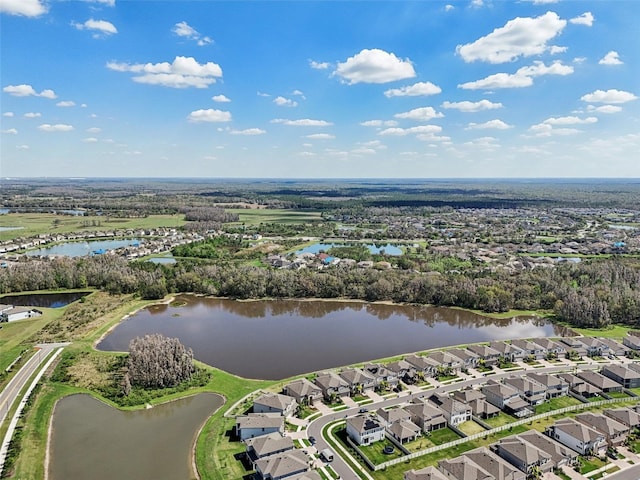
124 334 194 390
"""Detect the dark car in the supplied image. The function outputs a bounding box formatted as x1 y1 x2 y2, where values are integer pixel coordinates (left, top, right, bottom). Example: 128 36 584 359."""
309 436 316 444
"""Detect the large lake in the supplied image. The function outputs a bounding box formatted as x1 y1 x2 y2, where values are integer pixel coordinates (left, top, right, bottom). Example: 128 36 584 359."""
98 296 563 380
49 393 223 480
0 291 90 308
26 238 141 257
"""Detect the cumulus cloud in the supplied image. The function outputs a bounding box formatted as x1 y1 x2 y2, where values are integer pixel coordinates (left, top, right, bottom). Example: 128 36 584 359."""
3 112 14 117
212 94 231 103
0 0 47 17
305 133 335 140
83 0 116 5
542 116 597 125
550 46 568 54
2 128 18 134
570 12 594 26
466 119 512 129
586 105 622 114
3 84 57 98
599 51 623 65
394 107 444 122
456 11 566 63
23 112 41 118
273 96 298 107
334 48 416 84
107 56 222 88
459 60 573 90
16 144 30 149
384 81 442 98
229 128 266 135
378 125 443 136
187 109 231 122
529 123 579 137
72 18 118 35
444 4 455 11
83 137 99 142
172 21 212 46
309 60 330 70
271 118 333 126
581 89 638 104
86 127 102 133
441 99 502 112
56 100 76 107
360 120 399 127
38 124 74 132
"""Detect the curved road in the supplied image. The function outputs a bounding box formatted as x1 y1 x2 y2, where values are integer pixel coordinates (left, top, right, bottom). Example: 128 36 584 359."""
307 362 618 480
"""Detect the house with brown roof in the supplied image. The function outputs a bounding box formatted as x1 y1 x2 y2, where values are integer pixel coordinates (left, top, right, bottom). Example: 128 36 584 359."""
405 400 448 433
283 378 322 405
339 367 376 395
428 392 472 427
447 348 479 369
437 456 493 480
254 449 310 480
385 359 417 384
253 393 297 417
576 370 623 393
511 339 546 360
492 437 552 476
482 381 533 418
597 337 628 357
425 351 463 373
404 466 447 480
376 406 412 428
503 376 546 406
466 344 501 366
604 408 640 429
530 337 565 358
314 372 350 400
516 430 578 469
452 388 499 419
245 432 294 466
405 354 439 378
525 373 568 399
364 363 399 390
623 334 640 351
489 341 525 363
388 419 422 444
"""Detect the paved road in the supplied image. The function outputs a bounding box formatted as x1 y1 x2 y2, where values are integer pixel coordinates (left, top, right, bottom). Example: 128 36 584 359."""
604 464 640 480
307 361 620 480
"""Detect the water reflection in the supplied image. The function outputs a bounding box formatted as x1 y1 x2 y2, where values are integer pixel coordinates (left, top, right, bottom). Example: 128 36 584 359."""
0 291 90 308
99 295 562 380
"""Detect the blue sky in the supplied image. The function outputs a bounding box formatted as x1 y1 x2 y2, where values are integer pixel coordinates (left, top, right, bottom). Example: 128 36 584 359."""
1 0 638 178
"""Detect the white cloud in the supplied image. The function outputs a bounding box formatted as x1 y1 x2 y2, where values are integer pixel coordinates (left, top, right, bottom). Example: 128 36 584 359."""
87 127 102 133
599 51 623 65
72 18 117 35
83 137 99 143
2 128 18 134
586 105 622 114
581 89 638 104
466 119 512 129
187 109 231 122
441 99 502 112
573 57 587 64
271 118 333 126
471 0 483 7
107 56 222 89
456 11 566 63
444 4 455 11
570 12 594 26
16 144 29 149
334 48 416 84
394 106 444 122
378 125 443 136
528 123 579 137
351 147 376 155
83 0 115 6
0 0 47 17
3 84 57 98
550 46 568 54
384 81 442 98
212 94 231 103
542 116 597 125
273 96 298 107
229 128 266 135
38 124 74 132
459 60 573 90
531 0 558 4
360 120 399 127
3 112 14 117
23 112 41 118
309 60 330 70
305 133 335 140
257 91 271 97
292 90 305 97
172 21 212 46
56 100 76 107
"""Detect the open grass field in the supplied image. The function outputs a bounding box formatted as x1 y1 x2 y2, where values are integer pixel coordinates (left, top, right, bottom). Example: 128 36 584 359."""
457 420 487 436
482 412 519 428
226 208 323 225
0 213 185 241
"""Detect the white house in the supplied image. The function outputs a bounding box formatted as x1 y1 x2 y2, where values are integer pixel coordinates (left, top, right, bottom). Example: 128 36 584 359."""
346 415 385 446
546 418 606 456
253 393 297 417
0 307 43 323
236 413 284 441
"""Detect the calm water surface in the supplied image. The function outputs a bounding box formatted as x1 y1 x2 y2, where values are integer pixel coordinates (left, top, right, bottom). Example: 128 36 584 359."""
296 242 403 256
0 291 90 308
49 393 223 480
99 296 562 380
26 238 141 257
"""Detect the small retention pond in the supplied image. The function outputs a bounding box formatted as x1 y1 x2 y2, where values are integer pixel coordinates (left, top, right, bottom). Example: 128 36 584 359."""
26 238 141 257
0 291 90 308
48 393 223 480
98 295 562 380
295 242 404 256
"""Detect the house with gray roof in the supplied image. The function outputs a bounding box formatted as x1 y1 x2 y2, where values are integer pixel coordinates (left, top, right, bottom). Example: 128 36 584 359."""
517 430 578 469
405 354 439 378
405 400 448 432
236 413 285 441
376 407 411 428
447 348 479 369
346 415 385 446
254 449 310 480
492 437 552 476
339 367 376 395
575 412 630 446
489 341 525 363
389 418 422 444
546 418 606 456
576 370 623 392
452 388 499 419
466 344 500 366
623 334 640 351
601 364 640 389
253 393 297 417
482 381 533 418
579 337 612 357
525 373 568 399
314 372 350 400
530 337 565 358
503 376 546 406
385 359 417 383
245 432 294 465
404 466 447 480
604 408 640 429
364 363 399 390
510 339 546 360
597 337 628 357
425 351 463 373
463 447 526 480
437 456 493 480
428 393 472 427
288 472 322 480
559 337 588 358
283 378 322 405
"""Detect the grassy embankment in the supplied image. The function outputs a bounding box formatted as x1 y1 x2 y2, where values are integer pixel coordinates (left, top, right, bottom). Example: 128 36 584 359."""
226 208 323 226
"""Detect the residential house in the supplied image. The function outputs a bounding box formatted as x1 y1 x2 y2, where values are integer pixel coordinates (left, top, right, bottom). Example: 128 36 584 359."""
283 378 322 405
0 307 43 322
388 419 422 444
623 334 640 351
489 341 525 363
576 370 623 393
339 367 376 395
601 364 640 389
428 393 472 427
405 400 448 433
405 354 439 379
597 338 628 357
466 344 501 366
530 337 565 358
482 381 533 418
511 339 546 360
604 408 640 429
385 359 417 384
447 348 479 369
559 337 588 358
404 466 448 480
463 447 526 480
346 415 385 446
525 373 569 399
425 351 462 374
557 372 601 398
254 449 310 480
437 456 493 480
236 413 285 441
288 473 322 480
492 437 552 476
517 430 578 469
503 376 546 406
245 433 294 466
364 363 399 390
376 407 411 428
575 412 629 446
452 388 499 419
253 393 297 417
546 418 606 456
579 337 612 358
314 372 350 401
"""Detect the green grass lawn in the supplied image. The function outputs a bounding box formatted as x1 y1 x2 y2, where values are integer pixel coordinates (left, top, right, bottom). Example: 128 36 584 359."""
535 395 582 413
226 208 323 225
357 436 405 465
483 412 519 428
426 427 462 445
457 420 487 436
606 390 631 399
579 456 607 474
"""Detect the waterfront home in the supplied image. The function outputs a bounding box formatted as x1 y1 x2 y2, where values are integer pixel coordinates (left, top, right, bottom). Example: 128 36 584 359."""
385 359 417 384
253 393 297 417
492 437 552 476
282 378 322 405
466 344 501 366
236 413 285 441
489 341 525 363
559 337 588 358
404 466 448 480
245 432 294 466
425 351 462 373
516 430 578 469
463 447 525 480
503 376 546 406
482 381 533 418
346 415 385 446
576 370 623 393
597 337 628 357
622 334 640 351
405 354 439 378
579 337 612 357
339 367 376 395
510 339 546 360
601 364 640 389
525 373 569 399
428 392 472 427
546 418 606 456
389 419 422 444
313 372 350 400
604 408 640 429
575 412 629 446
254 449 311 480
364 363 400 390
405 400 448 433
530 337 565 358
446 348 479 369
437 456 493 480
